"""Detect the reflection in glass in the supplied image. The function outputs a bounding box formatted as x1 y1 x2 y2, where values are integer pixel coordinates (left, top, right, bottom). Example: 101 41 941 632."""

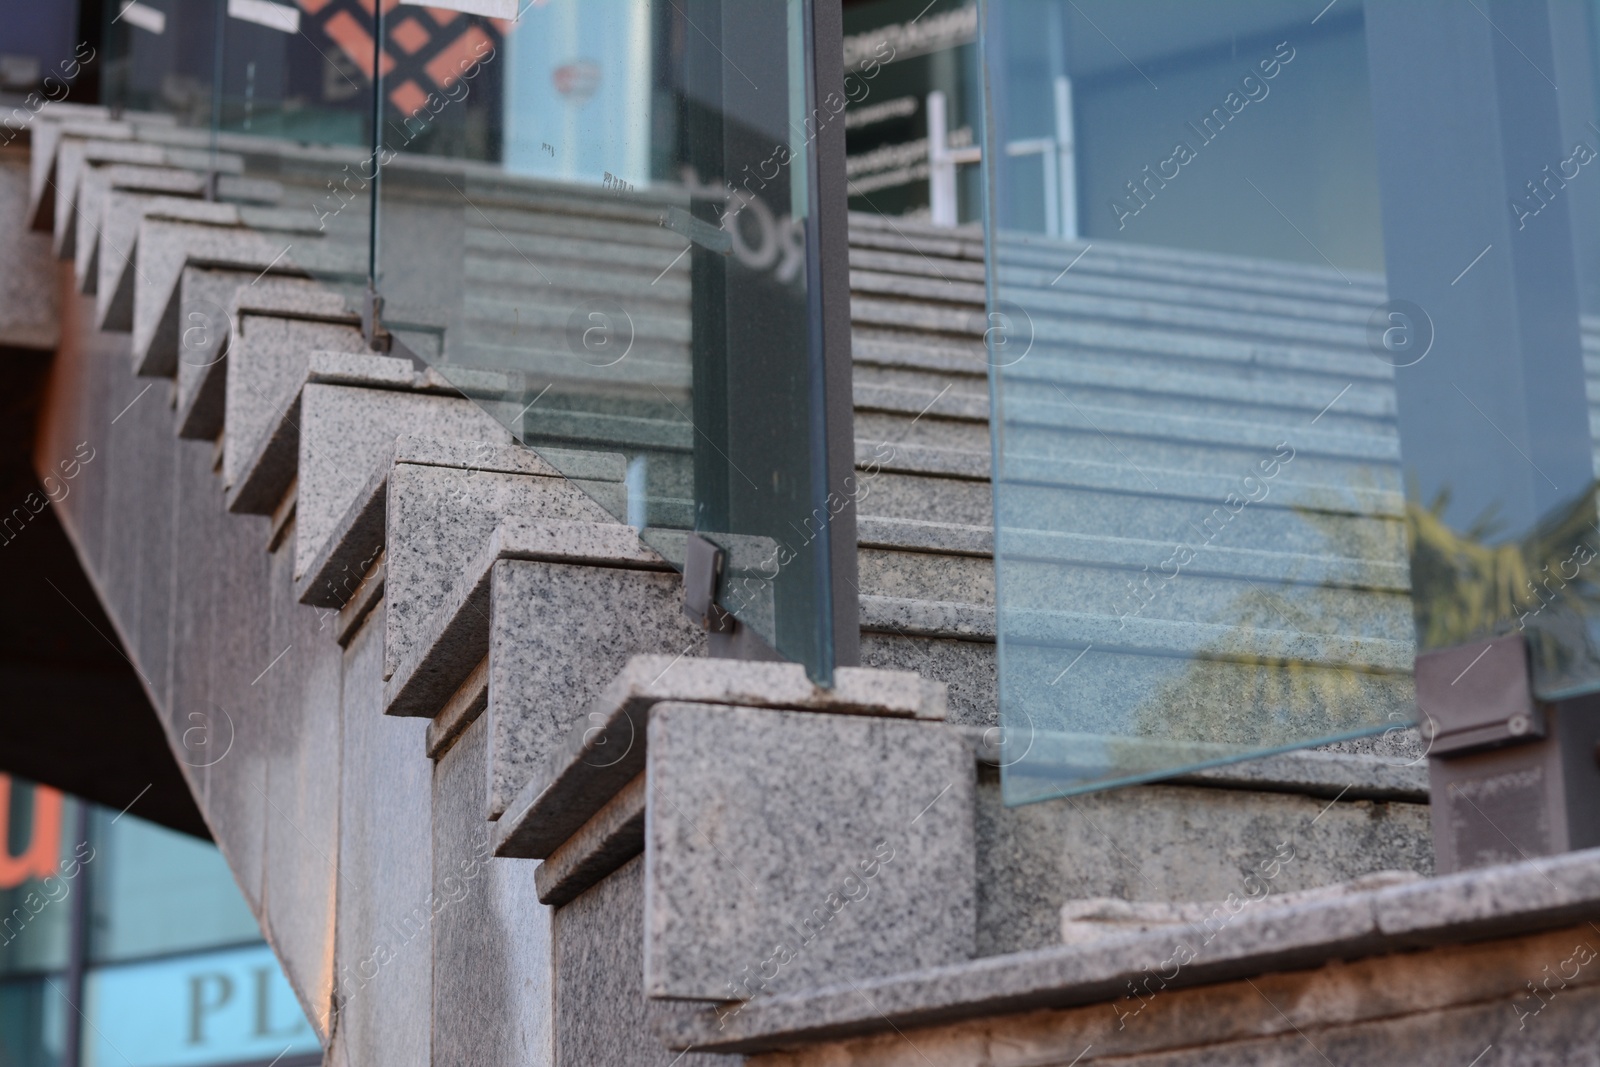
102 0 219 125
984 0 1408 801
377 1 838 680
0 778 315 1067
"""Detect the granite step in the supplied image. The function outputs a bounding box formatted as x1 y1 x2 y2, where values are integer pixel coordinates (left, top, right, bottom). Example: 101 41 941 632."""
27 118 141 229
75 166 287 297
850 246 1384 325
221 318 369 497
380 516 703 825
71 165 206 294
373 442 625 680
846 211 1388 298
222 348 509 556
490 653 946 906
173 268 354 440
48 136 239 258
118 202 364 375
853 269 1400 352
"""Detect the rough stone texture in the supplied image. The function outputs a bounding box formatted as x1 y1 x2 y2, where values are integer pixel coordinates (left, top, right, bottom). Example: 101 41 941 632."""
663 842 1600 1055
424 655 489 759
536 772 646 907
487 560 705 819
332 610 433 1067
394 437 627 482
294 382 508 580
739 921 1600 1066
173 433 275 919
222 317 365 492
1058 869 1421 944
51 139 166 257
133 214 358 376
381 450 614 677
23 113 119 227
956 731 1427 808
859 545 993 608
383 520 675 719
974 765 1434 957
173 266 250 426
554 856 741 1067
97 196 239 332
432 715 554 1067
1172 746 1429 799
75 165 204 294
298 455 390 610
0 149 58 350
861 631 996 727
256 530 344 1042
179 278 358 442
496 655 951 860
233 350 432 518
645 702 976 1001
92 328 178 709
334 555 385 649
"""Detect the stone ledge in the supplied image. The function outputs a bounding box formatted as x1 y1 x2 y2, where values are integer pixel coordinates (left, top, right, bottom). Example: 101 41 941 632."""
296 448 390 608
855 439 990 480
861 595 993 641
297 434 620 609
960 727 1430 802
52 139 171 257
857 516 992 557
534 771 646 907
293 386 509 583
657 844 1600 1054
131 214 361 375
227 351 429 516
383 519 670 719
492 654 948 860
333 554 384 649
1170 746 1429 802
645 702 975 1001
28 118 133 228
75 165 204 294
98 194 236 332
425 655 489 759
177 275 355 441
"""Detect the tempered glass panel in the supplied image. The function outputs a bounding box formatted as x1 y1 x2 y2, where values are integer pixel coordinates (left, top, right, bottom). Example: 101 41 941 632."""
840 0 981 222
376 1 837 681
1366 0 1600 700
984 0 1411 801
201 0 374 311
102 0 219 124
96 1 374 380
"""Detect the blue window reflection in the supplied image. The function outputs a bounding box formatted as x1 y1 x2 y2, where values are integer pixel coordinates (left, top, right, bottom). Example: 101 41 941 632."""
83 945 317 1067
0 777 318 1067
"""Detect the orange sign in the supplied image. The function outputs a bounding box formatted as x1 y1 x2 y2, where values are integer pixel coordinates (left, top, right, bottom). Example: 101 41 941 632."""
0 775 63 889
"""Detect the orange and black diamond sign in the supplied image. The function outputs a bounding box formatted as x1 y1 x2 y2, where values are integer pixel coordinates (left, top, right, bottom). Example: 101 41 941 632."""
295 0 505 119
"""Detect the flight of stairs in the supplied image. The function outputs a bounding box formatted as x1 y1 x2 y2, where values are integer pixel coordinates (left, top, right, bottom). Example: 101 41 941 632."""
4 104 1450 1066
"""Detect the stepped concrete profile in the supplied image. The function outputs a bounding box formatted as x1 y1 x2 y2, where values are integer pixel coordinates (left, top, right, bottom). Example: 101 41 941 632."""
4 104 1597 1066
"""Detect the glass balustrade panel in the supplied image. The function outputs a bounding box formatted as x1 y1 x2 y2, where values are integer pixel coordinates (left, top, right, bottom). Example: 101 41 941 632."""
983 0 1413 801
375 0 838 682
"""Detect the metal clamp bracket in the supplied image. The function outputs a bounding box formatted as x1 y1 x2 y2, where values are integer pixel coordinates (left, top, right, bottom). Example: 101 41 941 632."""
682 533 734 634
1415 633 1544 756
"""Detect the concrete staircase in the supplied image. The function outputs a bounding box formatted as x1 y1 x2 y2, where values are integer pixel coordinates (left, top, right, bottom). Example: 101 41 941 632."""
4 106 1454 1066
